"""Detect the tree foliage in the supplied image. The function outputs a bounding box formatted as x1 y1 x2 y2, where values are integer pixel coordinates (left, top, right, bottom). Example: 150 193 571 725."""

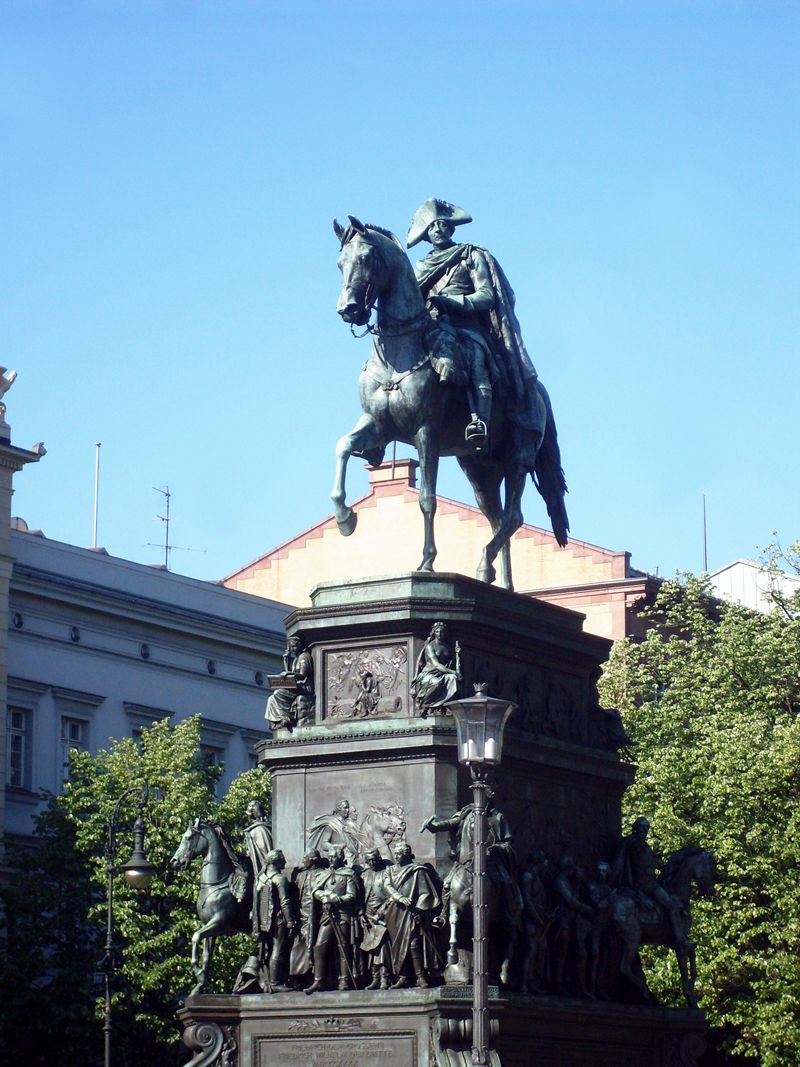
2 715 271 1067
599 565 800 1066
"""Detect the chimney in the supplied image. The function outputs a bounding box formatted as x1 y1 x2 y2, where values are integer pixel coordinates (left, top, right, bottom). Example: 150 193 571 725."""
367 458 418 490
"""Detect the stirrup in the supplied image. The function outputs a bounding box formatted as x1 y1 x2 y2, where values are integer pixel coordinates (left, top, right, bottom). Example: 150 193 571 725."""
465 418 488 449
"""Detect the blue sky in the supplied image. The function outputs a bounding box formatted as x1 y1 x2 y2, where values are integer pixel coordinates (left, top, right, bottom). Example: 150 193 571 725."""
4 1 798 583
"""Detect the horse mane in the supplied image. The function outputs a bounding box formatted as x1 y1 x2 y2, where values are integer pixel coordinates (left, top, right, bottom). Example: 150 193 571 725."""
340 222 404 250
197 818 245 872
661 844 705 888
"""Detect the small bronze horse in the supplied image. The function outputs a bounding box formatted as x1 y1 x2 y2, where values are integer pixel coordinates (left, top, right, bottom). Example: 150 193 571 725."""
333 217 568 591
170 819 251 996
612 845 716 1007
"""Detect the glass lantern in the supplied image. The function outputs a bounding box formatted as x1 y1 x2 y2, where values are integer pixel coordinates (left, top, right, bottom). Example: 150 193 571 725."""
447 683 516 765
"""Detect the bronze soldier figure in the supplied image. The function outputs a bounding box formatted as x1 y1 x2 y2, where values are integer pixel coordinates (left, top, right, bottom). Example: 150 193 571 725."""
550 855 593 997
234 848 296 993
305 845 359 993
519 849 551 994
384 841 441 988
359 847 392 989
289 848 325 988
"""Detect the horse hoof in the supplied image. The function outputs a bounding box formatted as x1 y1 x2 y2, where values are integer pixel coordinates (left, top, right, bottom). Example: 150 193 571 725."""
476 563 496 584
336 509 357 537
417 559 435 573
189 983 203 998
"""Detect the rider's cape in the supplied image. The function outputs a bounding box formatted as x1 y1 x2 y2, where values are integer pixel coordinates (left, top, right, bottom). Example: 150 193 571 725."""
416 243 546 470
386 862 441 974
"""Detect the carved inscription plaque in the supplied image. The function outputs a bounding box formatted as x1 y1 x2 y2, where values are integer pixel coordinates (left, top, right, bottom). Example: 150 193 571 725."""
324 644 409 721
256 1032 416 1067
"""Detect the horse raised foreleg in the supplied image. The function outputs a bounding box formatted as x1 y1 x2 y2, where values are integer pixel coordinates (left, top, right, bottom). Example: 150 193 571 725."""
414 426 439 572
331 415 385 537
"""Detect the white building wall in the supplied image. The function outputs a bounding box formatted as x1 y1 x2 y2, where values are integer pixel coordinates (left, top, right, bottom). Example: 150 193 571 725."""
5 530 289 841
709 559 800 614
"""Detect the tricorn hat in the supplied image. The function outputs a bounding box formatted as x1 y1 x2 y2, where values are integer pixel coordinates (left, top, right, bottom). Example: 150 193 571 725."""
406 198 472 248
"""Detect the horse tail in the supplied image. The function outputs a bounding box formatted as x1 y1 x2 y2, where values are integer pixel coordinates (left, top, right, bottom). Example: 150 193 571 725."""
532 382 569 547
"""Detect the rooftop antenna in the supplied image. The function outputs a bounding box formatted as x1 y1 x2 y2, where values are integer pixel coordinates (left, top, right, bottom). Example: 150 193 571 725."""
146 486 206 570
153 485 172 567
702 493 708 573
92 442 101 548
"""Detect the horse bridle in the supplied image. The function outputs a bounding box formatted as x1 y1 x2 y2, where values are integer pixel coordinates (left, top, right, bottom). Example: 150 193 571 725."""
345 230 428 340
184 819 206 856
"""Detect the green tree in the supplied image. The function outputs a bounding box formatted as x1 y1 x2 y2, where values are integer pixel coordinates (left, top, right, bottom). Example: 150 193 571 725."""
2 715 271 1067
600 569 800 1066
0 803 99 1064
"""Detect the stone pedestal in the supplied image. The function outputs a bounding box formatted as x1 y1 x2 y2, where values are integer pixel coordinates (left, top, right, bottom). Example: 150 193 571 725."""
180 990 707 1067
259 572 632 872
180 574 707 1066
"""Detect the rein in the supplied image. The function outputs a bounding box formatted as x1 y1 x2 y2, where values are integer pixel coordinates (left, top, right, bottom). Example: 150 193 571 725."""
364 352 431 392
346 230 428 340
343 227 432 388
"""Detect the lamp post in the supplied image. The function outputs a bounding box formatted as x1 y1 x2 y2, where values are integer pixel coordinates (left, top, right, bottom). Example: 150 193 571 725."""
447 684 516 1067
101 785 156 1067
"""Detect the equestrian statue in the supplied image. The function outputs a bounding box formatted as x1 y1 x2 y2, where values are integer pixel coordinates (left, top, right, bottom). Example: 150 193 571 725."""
333 198 569 591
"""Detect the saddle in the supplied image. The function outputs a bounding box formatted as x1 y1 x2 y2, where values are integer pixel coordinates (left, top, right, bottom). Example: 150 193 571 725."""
424 320 468 388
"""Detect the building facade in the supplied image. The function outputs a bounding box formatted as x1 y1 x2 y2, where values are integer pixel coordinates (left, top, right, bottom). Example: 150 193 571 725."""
708 558 800 613
5 527 289 844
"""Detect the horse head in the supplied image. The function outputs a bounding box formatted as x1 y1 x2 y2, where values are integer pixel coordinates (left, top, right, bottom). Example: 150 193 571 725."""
170 817 209 870
333 216 399 326
661 845 716 903
690 849 716 896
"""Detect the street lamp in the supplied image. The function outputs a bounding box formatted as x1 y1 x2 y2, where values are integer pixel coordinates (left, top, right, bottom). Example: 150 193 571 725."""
102 784 156 1067
447 683 515 1067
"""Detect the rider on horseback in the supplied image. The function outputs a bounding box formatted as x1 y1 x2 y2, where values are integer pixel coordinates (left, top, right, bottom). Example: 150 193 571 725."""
408 198 540 457
420 787 518 927
611 816 691 951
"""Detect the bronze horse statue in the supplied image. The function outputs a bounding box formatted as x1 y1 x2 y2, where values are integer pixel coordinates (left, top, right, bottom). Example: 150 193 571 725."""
170 819 250 996
332 216 568 590
612 845 716 1007
442 846 522 987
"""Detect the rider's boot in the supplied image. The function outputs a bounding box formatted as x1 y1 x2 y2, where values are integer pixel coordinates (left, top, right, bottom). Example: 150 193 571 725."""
465 384 492 452
304 946 328 994
269 958 290 992
391 970 410 988
379 965 390 990
366 966 382 990
337 943 354 990
411 943 429 988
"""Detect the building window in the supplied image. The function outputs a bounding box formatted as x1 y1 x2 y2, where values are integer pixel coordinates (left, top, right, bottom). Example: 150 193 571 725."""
200 744 224 769
200 744 225 795
7 707 30 788
61 717 88 776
